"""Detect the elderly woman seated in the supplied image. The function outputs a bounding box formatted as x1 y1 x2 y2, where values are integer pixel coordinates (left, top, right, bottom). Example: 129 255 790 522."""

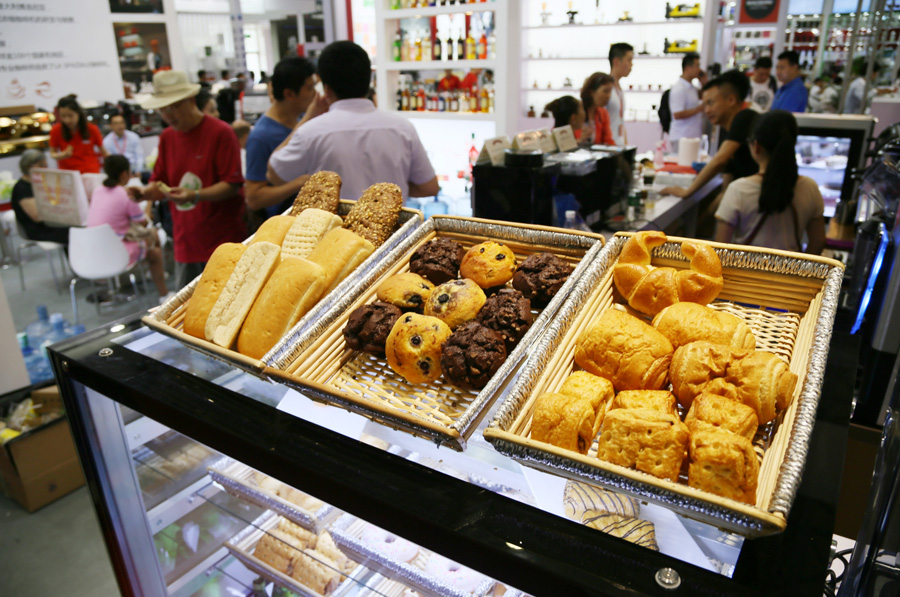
11 149 70 245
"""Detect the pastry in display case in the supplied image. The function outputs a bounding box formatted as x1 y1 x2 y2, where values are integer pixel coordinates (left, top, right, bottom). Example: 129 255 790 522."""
0 109 54 157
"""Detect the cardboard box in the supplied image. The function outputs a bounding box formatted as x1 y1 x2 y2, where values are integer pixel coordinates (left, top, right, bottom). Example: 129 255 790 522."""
0 386 85 512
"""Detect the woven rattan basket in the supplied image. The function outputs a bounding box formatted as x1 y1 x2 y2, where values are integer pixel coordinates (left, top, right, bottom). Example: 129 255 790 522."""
264 216 604 450
142 201 422 374
484 232 844 537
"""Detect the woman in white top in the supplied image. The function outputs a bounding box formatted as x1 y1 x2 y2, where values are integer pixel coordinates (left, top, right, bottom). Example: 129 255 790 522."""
714 110 826 254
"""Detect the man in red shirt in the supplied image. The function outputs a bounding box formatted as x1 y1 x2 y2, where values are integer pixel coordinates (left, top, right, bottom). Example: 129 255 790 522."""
136 70 245 289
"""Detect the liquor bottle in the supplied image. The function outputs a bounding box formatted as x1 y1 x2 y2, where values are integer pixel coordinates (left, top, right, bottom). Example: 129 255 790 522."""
477 29 487 59
396 86 403 110
470 87 478 111
400 31 410 61
392 29 402 62
488 30 496 59
487 85 495 112
422 29 432 62
434 35 443 61
416 84 426 111
465 26 476 60
414 30 423 61
527 105 536 117
401 85 411 110
446 33 454 61
468 133 479 171
450 90 459 111
480 86 489 112
456 33 465 61
438 91 446 111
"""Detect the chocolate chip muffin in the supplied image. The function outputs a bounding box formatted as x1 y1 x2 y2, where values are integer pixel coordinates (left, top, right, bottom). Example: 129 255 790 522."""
376 272 435 312
409 237 465 285
424 278 486 329
459 241 518 289
343 301 403 356
441 322 507 389
385 313 452 384
512 253 573 306
476 289 533 352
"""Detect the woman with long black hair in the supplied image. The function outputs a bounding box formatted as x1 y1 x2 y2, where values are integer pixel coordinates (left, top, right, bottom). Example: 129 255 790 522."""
714 110 825 254
48 95 108 173
544 95 586 141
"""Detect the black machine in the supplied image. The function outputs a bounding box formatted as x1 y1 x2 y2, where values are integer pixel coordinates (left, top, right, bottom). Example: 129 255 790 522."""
471 146 634 229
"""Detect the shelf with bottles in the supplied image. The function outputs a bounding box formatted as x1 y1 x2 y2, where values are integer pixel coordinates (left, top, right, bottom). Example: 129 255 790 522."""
385 58 496 70
395 73 496 117
524 17 702 30
524 86 667 94
387 6 496 64
386 0 496 19
524 55 683 61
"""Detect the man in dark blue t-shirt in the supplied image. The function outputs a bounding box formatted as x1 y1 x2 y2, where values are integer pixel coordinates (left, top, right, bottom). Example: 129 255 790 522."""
244 57 322 218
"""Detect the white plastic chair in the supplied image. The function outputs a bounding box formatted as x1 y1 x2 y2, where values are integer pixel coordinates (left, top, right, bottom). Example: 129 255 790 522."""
68 224 146 321
11 214 67 293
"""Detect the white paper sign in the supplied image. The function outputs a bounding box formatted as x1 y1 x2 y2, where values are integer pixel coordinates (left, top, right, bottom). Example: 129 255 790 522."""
0 1 123 108
552 125 578 152
477 135 511 166
513 131 542 152
31 168 90 227
537 128 558 153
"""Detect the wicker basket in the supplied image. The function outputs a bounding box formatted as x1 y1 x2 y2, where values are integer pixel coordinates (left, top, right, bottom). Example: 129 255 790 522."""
226 512 363 597
484 232 844 537
141 201 422 374
264 216 604 451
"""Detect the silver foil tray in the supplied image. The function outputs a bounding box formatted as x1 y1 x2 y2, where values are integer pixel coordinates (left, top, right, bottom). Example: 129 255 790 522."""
143 202 422 376
263 215 604 451
209 458 339 533
329 514 495 597
485 234 845 537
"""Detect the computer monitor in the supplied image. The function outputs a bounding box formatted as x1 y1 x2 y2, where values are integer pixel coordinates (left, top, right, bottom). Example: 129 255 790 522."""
794 114 875 220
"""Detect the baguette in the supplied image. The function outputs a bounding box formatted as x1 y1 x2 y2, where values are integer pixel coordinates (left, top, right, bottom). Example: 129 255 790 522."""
183 243 246 338
281 208 343 260
249 215 295 246
237 257 327 359
205 241 281 348
306 228 375 295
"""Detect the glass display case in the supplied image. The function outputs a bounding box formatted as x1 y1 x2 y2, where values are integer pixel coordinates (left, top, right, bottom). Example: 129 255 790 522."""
49 312 856 596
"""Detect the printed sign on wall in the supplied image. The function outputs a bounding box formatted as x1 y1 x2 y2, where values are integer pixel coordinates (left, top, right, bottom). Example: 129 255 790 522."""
739 0 781 24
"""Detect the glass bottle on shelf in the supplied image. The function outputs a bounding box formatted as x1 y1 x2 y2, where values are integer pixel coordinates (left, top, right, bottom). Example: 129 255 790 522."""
414 30 423 61
392 29 402 62
422 29 433 63
401 30 411 61
416 84 426 111
465 25 476 60
527 105 536 117
401 84 410 111
470 86 479 111
480 86 489 112
446 32 454 61
450 90 459 111
434 34 444 61
438 91 447 111
456 32 465 61
488 29 496 59
477 28 487 59
487 85 494 112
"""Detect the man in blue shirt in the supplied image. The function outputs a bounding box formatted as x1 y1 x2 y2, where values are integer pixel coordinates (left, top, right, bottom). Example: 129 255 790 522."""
103 114 144 174
771 50 808 113
244 57 322 218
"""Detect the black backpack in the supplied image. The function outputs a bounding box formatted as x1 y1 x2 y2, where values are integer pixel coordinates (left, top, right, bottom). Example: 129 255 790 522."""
658 88 672 134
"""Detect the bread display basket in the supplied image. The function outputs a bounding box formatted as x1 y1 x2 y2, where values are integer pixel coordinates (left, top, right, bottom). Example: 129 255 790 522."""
263 216 604 451
142 201 422 374
483 232 844 537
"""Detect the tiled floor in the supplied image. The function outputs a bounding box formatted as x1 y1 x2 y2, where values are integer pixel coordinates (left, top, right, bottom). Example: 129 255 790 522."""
1 228 171 597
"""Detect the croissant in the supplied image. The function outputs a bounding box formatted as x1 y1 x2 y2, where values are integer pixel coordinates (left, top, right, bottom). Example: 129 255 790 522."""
670 341 797 424
613 231 724 316
652 302 756 350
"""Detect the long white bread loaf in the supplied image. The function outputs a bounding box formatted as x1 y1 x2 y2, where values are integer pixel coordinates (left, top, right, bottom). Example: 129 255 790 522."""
306 228 375 295
281 208 343 260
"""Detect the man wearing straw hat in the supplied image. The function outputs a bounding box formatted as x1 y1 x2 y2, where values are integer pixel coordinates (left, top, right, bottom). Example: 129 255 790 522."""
134 70 245 290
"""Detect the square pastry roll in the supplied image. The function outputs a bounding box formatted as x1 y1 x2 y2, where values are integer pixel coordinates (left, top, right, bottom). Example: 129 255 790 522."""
688 428 759 504
684 392 759 441
608 390 679 418
531 392 595 454
596 408 690 482
558 371 615 435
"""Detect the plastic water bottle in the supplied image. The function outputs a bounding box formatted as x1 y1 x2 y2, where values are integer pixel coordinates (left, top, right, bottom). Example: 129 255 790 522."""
564 210 578 229
17 333 54 385
40 313 70 350
24 305 53 348
423 193 449 219
654 140 665 166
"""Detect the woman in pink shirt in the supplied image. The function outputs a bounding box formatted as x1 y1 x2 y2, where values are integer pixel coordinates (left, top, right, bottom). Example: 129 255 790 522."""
87 155 169 301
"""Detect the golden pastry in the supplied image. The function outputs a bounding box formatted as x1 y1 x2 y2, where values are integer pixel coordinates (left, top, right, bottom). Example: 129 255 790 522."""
596 408 690 482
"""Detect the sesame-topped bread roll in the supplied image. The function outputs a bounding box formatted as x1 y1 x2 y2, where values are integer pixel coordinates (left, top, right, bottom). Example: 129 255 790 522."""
290 171 341 215
343 182 403 247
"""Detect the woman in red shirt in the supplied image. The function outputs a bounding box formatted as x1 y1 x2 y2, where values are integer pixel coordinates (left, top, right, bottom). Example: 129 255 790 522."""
49 95 108 174
580 72 616 146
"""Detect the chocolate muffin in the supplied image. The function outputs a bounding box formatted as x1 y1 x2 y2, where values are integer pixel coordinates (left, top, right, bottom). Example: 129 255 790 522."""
409 237 465 285
512 253 574 306
441 322 507 390
343 301 403 356
476 289 533 352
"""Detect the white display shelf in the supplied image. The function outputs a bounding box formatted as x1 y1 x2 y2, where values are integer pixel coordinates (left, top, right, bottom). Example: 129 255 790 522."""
523 87 666 94
524 55 682 61
385 3 496 19
523 18 703 29
384 59 496 70
397 110 495 120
